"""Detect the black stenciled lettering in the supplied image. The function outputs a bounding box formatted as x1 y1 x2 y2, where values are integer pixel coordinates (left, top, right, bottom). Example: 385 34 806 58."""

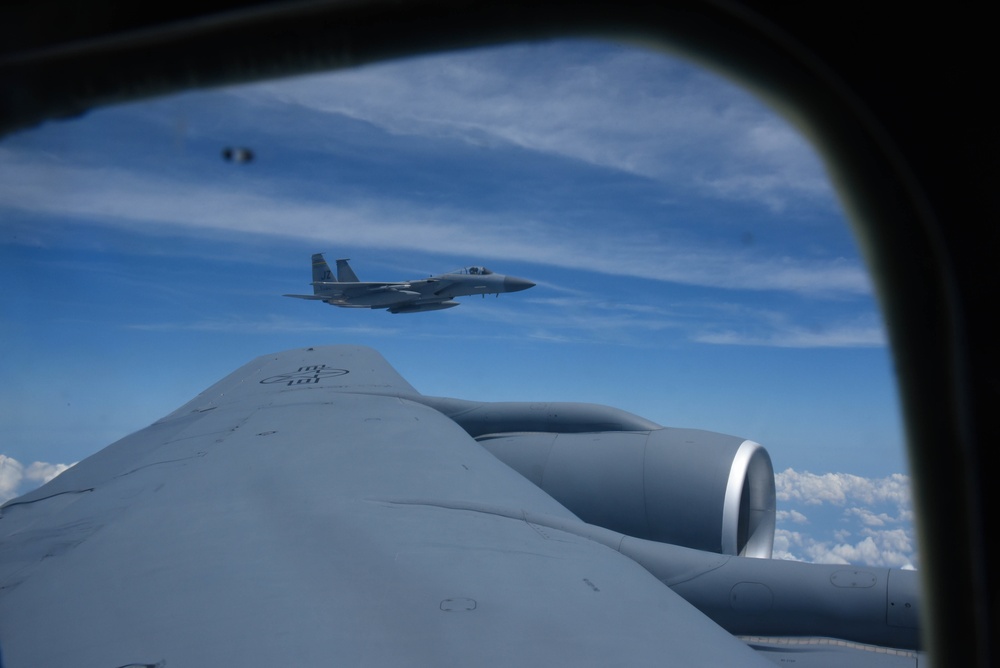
260 366 347 385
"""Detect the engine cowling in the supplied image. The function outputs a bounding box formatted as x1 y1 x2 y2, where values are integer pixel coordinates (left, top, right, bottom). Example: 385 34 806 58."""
476 428 775 558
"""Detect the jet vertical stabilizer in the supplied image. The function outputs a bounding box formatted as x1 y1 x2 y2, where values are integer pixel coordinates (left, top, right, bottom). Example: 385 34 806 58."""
337 258 360 283
311 253 335 295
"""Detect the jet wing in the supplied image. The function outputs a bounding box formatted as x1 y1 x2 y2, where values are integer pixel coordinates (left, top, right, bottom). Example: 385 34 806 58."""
318 280 412 297
286 282 424 306
283 293 332 300
0 346 772 666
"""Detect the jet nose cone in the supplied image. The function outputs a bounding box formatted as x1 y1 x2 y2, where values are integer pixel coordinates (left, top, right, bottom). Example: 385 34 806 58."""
504 276 536 293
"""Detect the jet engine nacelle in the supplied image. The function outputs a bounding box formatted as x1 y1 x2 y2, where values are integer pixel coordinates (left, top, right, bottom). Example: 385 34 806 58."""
476 428 776 558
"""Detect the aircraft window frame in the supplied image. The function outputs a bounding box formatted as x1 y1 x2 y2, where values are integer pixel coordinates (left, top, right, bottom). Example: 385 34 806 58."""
1 3 991 665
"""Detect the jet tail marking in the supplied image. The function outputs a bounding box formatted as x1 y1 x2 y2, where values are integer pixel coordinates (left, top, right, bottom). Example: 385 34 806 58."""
311 253 335 295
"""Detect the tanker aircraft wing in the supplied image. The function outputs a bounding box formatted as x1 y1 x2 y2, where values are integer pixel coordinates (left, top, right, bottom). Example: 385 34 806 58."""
0 345 922 667
284 253 534 313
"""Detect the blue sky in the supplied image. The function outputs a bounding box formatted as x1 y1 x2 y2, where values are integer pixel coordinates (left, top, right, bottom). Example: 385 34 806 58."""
0 39 914 568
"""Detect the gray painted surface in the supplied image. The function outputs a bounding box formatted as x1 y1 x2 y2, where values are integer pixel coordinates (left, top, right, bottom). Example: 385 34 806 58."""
284 254 535 312
0 346 923 666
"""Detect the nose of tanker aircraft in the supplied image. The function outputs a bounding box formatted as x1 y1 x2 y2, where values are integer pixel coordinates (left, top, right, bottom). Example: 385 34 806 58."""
503 276 536 293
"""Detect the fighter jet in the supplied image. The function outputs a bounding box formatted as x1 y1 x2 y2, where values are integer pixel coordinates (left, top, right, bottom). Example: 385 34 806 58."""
284 254 535 313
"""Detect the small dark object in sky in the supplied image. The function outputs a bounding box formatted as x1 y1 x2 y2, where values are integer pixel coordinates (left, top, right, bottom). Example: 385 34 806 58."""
222 147 254 163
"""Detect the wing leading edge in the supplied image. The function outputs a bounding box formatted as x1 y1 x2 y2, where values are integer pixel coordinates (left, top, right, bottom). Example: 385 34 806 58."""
0 346 777 667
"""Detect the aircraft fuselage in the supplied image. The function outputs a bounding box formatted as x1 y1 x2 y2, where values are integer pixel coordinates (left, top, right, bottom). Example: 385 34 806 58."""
285 255 535 313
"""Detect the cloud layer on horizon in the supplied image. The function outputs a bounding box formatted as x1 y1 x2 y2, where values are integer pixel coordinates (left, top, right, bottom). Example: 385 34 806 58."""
0 455 73 503
774 468 916 569
1 454 916 569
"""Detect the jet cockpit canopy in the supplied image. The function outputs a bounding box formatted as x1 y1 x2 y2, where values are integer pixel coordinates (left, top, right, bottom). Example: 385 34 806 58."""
455 266 493 275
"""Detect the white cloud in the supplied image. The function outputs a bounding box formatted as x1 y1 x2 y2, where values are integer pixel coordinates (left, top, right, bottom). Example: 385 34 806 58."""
847 506 892 527
0 147 870 298
126 314 401 337
484 297 886 350
695 323 885 348
248 42 832 211
0 455 75 504
774 468 916 568
775 468 911 506
775 508 809 524
774 530 915 569
691 304 886 348
0 41 872 302
819 536 882 565
0 455 25 502
24 461 73 484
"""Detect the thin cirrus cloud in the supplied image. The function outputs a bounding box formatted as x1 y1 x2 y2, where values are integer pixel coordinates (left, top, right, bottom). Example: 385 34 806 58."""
125 314 401 337
0 149 869 298
247 42 833 212
693 323 886 348
1 40 866 304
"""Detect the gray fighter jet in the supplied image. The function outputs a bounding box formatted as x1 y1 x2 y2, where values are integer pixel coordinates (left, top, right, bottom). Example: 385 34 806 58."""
284 253 535 313
0 345 923 667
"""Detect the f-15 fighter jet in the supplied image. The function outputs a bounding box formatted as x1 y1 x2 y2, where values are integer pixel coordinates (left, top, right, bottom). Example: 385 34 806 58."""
285 254 535 313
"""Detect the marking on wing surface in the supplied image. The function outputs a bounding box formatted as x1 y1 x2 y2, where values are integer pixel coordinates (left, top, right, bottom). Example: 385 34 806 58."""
260 365 349 386
440 598 477 612
115 452 207 478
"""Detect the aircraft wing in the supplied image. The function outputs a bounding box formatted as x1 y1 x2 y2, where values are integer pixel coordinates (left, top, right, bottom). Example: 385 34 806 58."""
285 282 425 307
0 346 775 666
317 280 412 296
282 293 333 300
